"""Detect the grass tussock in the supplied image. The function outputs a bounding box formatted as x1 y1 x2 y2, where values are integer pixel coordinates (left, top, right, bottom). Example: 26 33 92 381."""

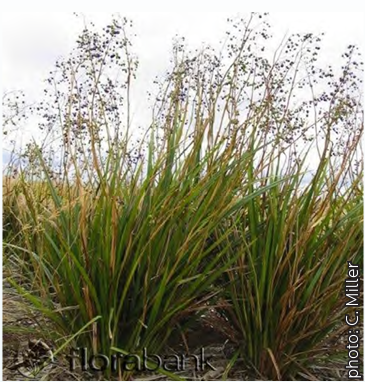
3 13 363 380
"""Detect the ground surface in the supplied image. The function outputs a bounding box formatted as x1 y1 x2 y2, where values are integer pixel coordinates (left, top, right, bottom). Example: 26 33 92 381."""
2 277 351 381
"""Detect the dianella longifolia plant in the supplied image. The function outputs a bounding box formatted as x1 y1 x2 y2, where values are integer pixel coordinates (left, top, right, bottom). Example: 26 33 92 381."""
3 13 363 380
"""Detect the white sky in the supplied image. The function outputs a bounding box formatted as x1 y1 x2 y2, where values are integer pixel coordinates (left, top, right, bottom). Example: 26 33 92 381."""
1 12 364 94
1 10 364 164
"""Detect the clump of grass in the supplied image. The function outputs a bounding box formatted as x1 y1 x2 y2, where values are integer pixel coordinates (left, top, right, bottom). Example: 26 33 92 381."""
5 103 281 380
3 13 363 380
217 134 363 379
